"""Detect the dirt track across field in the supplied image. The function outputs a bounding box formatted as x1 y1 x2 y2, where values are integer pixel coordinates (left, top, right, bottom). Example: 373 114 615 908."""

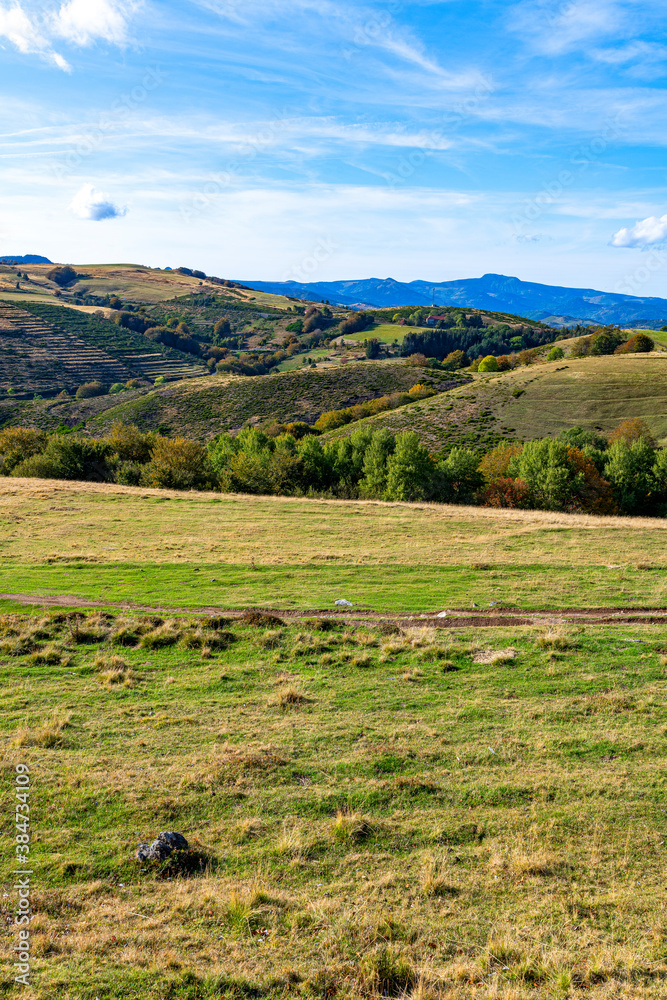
2 592 667 628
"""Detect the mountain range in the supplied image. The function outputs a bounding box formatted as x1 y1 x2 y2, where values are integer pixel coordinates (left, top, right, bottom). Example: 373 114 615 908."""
0 254 53 264
240 273 667 328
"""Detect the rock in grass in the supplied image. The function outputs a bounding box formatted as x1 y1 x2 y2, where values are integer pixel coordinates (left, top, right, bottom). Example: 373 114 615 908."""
136 831 189 862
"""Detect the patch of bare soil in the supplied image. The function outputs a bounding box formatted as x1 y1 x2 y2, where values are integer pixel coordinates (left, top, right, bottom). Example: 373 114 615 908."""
2 593 667 628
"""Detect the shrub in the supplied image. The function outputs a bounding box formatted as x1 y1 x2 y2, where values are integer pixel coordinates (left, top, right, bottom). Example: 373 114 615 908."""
481 476 532 508
154 375 166 385
0 427 48 475
478 355 499 372
104 422 154 463
142 437 214 490
11 436 115 482
405 353 428 367
590 328 624 356
616 333 654 353
109 383 125 394
546 345 564 361
75 381 105 399
314 410 349 432
441 349 470 370
496 354 512 370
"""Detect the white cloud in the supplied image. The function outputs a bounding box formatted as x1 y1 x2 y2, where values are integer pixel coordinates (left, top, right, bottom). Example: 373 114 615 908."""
0 0 138 70
610 214 667 247
69 183 127 220
54 0 135 46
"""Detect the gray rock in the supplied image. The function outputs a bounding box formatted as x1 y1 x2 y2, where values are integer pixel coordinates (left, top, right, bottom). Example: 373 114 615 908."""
136 830 189 862
335 599 353 607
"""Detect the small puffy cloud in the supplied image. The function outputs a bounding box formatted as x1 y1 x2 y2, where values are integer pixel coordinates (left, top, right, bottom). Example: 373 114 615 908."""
0 0 138 70
69 183 127 221
610 215 667 248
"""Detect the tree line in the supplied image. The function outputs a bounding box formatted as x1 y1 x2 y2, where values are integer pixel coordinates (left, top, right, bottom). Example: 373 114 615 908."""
2 418 666 517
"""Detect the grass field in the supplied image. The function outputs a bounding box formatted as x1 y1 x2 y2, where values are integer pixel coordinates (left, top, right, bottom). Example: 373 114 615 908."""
3 481 667 999
2 481 667 998
326 354 667 452
346 324 407 345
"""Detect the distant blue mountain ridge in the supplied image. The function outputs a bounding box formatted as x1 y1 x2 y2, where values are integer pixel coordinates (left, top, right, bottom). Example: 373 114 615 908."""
240 273 667 328
0 255 53 264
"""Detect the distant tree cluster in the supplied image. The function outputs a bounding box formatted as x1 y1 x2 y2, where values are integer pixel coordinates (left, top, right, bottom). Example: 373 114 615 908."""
570 329 654 357
47 266 77 287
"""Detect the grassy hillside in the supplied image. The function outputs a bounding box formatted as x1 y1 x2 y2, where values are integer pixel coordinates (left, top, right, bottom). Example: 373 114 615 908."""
2 480 667 998
325 354 667 452
0 362 462 437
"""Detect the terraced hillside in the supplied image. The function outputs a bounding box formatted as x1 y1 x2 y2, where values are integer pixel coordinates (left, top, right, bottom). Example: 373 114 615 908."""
0 361 465 437
325 353 667 452
0 303 141 396
0 301 207 397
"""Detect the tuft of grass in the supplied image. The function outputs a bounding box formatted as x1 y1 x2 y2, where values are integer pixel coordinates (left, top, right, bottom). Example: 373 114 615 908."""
276 686 308 708
332 811 376 843
351 653 373 668
139 625 181 649
13 710 71 748
419 856 459 898
28 643 72 666
537 628 577 651
357 946 416 997
257 629 284 649
94 653 136 688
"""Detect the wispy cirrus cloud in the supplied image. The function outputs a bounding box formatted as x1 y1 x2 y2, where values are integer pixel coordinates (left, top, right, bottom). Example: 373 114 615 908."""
508 0 629 56
0 0 140 71
188 0 489 92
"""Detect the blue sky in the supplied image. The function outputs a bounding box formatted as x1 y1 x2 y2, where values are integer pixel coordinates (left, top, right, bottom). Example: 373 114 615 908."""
1 0 667 292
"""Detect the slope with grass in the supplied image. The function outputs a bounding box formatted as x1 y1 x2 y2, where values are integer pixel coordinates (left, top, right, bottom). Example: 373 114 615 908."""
325 354 667 452
0 362 462 437
2 478 667 998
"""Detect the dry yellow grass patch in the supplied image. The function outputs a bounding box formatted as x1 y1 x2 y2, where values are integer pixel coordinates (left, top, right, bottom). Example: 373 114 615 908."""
5 475 667 569
473 647 516 665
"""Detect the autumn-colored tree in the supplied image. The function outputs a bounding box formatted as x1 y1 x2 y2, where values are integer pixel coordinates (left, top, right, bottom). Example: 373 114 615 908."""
608 418 656 449
479 442 523 483
480 477 532 509
615 333 654 354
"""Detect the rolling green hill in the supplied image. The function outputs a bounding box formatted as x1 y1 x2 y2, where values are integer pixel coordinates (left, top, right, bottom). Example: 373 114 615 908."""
1 361 462 438
324 354 667 452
